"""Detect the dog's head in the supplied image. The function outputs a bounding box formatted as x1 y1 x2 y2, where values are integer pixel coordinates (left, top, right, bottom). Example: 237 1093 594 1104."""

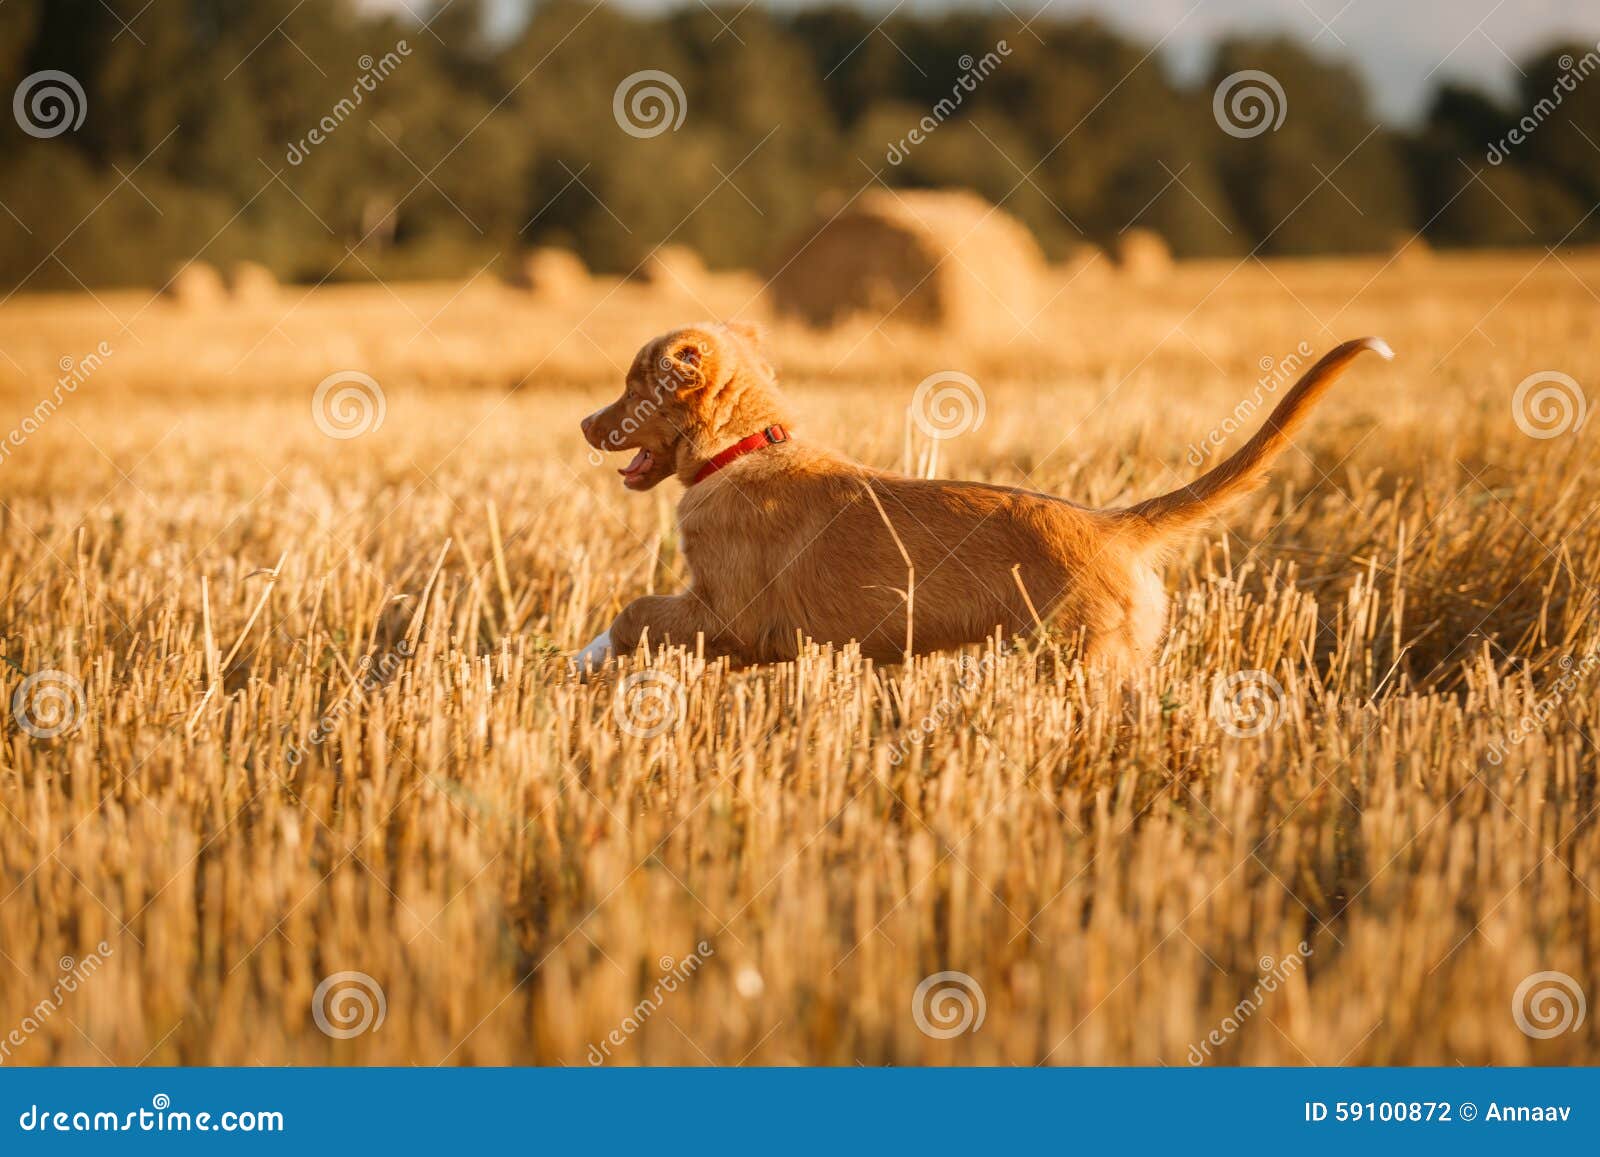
581 321 785 491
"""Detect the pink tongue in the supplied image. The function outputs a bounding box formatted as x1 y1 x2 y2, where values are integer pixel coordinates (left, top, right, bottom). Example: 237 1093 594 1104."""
619 448 650 477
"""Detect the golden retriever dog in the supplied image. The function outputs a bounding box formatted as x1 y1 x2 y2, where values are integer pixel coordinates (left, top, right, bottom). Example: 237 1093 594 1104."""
575 322 1392 674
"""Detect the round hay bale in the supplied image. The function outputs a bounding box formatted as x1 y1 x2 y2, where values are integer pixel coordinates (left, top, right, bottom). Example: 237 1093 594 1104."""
508 247 589 295
766 188 1045 334
633 244 706 293
227 260 278 303
1059 241 1111 285
1111 229 1173 280
1386 231 1432 266
161 261 226 309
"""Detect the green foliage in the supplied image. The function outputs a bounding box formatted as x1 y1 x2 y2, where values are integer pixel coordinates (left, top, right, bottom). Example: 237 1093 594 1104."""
0 0 1594 289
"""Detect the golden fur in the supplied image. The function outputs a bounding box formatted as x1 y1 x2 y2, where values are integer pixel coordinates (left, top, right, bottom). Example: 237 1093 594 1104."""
577 322 1393 670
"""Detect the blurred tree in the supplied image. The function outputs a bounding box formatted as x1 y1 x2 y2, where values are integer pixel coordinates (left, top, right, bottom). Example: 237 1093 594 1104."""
0 1 1593 289
1518 43 1600 238
1412 78 1589 247
1210 38 1413 255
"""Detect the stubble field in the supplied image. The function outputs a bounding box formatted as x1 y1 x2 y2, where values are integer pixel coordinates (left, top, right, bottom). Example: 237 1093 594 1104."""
0 249 1596 1065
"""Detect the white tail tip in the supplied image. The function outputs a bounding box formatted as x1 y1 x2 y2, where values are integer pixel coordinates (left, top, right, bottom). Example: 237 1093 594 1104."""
1362 337 1395 361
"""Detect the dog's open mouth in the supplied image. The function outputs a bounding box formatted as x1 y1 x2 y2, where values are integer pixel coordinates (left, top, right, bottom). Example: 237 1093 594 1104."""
618 448 655 488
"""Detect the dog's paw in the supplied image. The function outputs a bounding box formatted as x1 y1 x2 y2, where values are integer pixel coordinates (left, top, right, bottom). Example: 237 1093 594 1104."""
570 630 615 682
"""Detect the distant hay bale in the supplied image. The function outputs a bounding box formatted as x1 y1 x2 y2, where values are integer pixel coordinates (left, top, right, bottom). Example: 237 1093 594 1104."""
1059 241 1111 285
1387 232 1432 266
632 244 707 293
767 188 1045 334
508 247 589 296
1111 229 1173 279
227 261 278 303
161 261 226 309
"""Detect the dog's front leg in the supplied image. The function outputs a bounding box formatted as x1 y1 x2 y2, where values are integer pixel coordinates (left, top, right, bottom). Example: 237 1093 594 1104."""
572 592 730 680
572 627 617 678
612 593 731 656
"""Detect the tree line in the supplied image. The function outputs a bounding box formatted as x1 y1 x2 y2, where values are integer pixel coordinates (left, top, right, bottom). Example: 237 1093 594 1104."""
2 0 1597 290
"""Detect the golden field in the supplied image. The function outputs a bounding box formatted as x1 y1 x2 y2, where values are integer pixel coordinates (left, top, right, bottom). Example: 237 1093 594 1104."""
0 250 1597 1065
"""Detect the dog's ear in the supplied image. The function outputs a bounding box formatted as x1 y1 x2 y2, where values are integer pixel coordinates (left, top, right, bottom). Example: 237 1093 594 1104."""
657 332 713 393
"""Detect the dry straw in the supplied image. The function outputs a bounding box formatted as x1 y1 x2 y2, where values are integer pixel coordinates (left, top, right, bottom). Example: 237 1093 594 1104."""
0 250 1596 1065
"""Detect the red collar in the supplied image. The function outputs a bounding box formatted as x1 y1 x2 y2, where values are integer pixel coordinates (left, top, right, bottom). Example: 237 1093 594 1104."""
691 425 789 485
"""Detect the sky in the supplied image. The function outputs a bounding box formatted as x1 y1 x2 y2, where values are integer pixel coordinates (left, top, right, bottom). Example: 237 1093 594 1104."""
367 0 1600 125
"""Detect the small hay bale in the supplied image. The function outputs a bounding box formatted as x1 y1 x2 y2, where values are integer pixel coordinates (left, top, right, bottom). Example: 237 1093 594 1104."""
632 244 707 294
161 261 226 309
508 247 589 295
227 261 279 303
1111 229 1173 280
766 188 1045 334
1059 242 1111 285
1386 232 1432 267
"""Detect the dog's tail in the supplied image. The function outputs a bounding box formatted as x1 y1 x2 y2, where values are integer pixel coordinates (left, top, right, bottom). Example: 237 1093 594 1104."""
1117 337 1393 545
